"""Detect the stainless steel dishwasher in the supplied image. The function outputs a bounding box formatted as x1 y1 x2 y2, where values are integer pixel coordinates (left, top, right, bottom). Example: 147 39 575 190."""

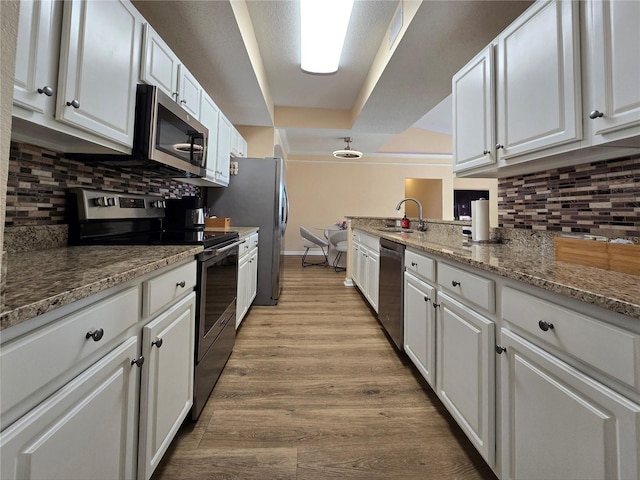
378 238 405 350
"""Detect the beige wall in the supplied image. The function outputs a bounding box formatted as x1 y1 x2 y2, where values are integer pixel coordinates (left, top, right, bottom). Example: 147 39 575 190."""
1 0 19 279
237 125 275 158
284 154 497 253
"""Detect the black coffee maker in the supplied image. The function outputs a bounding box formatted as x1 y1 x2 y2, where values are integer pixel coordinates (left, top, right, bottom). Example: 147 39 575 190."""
164 196 205 231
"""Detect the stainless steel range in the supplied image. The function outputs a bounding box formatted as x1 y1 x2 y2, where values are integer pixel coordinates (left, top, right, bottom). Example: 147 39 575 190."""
67 188 242 420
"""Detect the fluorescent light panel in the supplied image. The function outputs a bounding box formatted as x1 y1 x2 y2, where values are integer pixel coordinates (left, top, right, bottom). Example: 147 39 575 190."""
301 0 354 74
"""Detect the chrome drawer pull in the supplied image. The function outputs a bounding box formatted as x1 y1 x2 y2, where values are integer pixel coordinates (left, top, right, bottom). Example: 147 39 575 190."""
85 328 104 342
176 281 186 288
451 280 460 287
538 320 554 332
411 262 418 267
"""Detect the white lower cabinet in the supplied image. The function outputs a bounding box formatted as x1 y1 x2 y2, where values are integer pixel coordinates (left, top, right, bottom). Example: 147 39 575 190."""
435 291 495 467
499 328 640 480
138 292 196 480
237 232 258 328
351 230 380 312
0 336 140 480
403 270 436 387
0 260 198 480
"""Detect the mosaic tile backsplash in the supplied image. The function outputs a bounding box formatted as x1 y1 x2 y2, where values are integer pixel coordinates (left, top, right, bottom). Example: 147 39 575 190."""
498 155 640 238
5 142 200 227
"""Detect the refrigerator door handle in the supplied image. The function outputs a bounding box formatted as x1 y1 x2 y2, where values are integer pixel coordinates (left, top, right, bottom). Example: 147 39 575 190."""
282 185 289 233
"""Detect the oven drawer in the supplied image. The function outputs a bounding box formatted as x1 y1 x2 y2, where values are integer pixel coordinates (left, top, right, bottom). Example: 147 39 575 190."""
143 260 197 318
502 286 640 393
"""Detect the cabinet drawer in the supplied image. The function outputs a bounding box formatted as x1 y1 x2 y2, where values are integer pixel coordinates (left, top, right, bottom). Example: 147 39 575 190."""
0 287 139 427
239 235 252 258
360 231 379 252
405 249 435 282
143 261 197 318
502 287 640 393
438 263 495 313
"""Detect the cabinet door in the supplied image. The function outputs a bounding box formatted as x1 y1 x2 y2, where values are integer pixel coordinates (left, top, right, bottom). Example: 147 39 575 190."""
178 64 201 119
587 0 640 144
367 250 379 312
200 93 221 182
216 113 232 186
138 293 196 480
496 0 581 160
140 23 179 100
452 45 495 172
249 251 258 305
13 0 60 114
351 243 360 286
56 0 141 147
358 247 368 295
236 254 250 328
0 337 139 480
500 328 640 480
404 271 436 387
436 292 495 467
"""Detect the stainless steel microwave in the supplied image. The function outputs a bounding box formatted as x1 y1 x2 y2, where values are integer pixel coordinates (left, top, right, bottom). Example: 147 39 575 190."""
72 84 208 178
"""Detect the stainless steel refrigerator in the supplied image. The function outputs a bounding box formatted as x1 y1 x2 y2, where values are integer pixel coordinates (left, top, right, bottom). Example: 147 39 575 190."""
205 157 288 306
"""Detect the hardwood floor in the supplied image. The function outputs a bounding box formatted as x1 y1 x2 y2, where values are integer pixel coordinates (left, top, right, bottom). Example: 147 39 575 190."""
151 256 497 480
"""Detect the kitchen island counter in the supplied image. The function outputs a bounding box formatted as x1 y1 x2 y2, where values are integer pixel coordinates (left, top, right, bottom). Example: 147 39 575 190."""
1 245 203 331
351 220 639 320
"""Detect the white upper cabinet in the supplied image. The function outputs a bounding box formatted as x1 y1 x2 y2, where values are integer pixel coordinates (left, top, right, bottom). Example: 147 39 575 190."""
452 45 495 173
495 0 582 161
199 93 221 182
56 0 142 148
141 23 202 119
13 0 60 114
585 0 640 145
230 126 248 158
216 113 232 186
140 23 180 101
454 0 640 178
178 65 202 119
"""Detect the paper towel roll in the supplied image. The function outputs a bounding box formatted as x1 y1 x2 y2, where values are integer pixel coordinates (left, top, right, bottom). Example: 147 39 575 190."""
471 199 490 241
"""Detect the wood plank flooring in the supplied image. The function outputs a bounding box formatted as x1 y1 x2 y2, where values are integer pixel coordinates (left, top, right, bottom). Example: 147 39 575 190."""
151 256 498 480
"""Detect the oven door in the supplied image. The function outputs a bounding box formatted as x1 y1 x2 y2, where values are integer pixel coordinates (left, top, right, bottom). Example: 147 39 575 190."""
196 242 239 362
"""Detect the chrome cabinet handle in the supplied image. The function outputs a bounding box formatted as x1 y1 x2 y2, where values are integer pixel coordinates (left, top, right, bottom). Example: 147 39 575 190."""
538 320 554 332
172 91 179 98
66 99 80 108
85 328 104 342
589 110 604 119
451 280 460 287
180 99 187 105
496 144 504 150
483 149 490 155
411 262 417 267
37 86 53 96
131 356 144 368
176 281 186 288
152 338 163 348
496 345 507 354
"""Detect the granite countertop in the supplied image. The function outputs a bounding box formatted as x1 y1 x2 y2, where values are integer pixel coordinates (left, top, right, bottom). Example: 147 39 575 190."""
353 223 640 320
0 245 203 331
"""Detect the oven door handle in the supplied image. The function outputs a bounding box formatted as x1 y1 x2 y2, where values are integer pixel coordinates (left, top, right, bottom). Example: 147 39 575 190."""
213 239 245 254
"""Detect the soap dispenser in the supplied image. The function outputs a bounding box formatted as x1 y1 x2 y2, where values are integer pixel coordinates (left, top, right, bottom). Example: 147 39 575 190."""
401 215 410 229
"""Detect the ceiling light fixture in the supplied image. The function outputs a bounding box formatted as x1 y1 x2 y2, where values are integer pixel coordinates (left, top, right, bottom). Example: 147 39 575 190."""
300 0 354 74
333 137 363 159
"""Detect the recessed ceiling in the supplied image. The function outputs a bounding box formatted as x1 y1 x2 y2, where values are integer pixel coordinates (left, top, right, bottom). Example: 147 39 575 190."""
132 0 533 158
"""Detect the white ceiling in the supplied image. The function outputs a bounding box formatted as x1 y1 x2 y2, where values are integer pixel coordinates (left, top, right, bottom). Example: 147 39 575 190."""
132 0 532 158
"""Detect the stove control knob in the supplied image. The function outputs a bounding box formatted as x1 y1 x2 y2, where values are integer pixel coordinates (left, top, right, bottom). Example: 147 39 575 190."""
150 200 165 209
93 196 107 207
107 197 117 207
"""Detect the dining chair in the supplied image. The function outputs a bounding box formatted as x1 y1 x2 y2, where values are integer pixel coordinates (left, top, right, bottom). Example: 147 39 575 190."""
329 230 348 272
300 227 329 267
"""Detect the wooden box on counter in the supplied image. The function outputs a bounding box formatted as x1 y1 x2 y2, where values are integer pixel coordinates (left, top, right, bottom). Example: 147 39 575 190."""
555 237 640 276
205 217 231 229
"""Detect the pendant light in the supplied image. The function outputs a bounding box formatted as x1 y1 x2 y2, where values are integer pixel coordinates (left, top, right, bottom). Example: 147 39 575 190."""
333 137 363 159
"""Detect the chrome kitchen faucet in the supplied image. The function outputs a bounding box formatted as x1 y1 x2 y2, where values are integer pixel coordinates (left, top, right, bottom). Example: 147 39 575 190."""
396 198 427 231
